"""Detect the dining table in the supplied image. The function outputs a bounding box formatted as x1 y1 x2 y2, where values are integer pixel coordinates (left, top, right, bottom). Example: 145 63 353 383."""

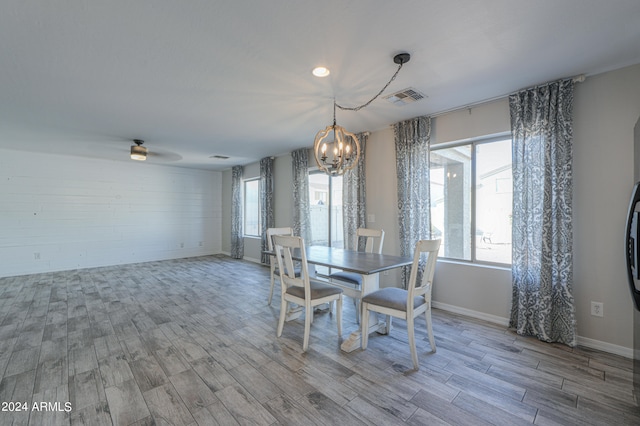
277 245 413 352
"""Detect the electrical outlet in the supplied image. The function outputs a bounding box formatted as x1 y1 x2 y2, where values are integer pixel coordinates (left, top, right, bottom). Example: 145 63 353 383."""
367 214 375 223
180 243 184 248
591 301 603 317
34 252 40 260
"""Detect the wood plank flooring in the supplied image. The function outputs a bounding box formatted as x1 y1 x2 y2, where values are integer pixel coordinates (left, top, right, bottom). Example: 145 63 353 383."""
0 255 639 425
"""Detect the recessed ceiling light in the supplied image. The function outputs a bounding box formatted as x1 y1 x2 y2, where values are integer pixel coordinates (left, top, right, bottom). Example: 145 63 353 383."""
312 66 330 77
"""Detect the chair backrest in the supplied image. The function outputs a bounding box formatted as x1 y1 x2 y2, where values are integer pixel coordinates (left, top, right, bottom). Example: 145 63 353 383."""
272 234 310 295
355 228 385 254
407 239 441 302
267 227 294 252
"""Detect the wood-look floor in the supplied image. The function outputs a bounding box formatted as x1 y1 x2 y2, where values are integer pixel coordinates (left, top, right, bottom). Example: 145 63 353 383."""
1 255 639 425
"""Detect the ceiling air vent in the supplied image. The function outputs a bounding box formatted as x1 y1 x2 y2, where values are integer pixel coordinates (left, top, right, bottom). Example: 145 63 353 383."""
384 88 426 106
210 155 230 160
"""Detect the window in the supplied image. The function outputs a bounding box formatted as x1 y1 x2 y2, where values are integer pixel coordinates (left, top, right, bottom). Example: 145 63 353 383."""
308 171 343 247
430 137 512 265
244 178 260 237
308 171 343 275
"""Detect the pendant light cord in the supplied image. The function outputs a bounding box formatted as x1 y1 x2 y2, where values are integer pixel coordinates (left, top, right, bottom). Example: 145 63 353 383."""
335 61 405 112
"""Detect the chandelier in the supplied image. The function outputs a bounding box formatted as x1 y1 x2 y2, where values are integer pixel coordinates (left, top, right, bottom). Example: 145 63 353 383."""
313 102 360 176
313 53 411 176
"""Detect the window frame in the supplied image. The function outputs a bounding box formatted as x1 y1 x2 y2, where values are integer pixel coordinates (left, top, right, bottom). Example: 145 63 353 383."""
308 169 343 248
243 177 261 238
430 133 512 267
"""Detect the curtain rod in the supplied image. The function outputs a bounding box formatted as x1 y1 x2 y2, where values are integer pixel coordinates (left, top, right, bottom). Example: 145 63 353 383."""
427 74 586 119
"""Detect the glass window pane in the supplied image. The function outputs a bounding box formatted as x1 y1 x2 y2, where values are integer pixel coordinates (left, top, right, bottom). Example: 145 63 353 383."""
244 179 260 236
430 145 472 260
475 140 512 264
309 173 329 246
331 175 343 249
308 171 343 275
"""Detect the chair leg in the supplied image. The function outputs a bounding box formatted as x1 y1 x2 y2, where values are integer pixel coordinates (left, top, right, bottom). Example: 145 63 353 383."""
277 300 287 337
354 297 360 325
336 295 342 338
268 273 276 305
361 303 370 349
386 315 392 334
407 315 419 370
425 306 436 352
303 303 312 352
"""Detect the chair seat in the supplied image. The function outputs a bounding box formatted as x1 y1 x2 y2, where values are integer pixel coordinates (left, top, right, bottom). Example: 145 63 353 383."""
362 287 424 311
286 281 343 300
329 271 362 286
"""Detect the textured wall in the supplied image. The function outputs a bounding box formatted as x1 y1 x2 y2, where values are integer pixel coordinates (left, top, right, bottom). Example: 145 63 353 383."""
0 149 221 277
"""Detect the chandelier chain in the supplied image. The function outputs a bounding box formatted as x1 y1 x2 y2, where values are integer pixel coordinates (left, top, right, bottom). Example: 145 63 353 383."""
335 62 404 112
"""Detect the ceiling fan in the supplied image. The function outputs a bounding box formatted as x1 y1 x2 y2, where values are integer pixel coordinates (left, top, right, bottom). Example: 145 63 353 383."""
130 139 147 161
128 139 182 163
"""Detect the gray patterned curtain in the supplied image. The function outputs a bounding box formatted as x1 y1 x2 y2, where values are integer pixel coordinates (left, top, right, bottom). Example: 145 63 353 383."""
260 157 275 264
509 79 576 346
292 148 311 243
394 116 431 288
343 132 368 251
230 165 244 259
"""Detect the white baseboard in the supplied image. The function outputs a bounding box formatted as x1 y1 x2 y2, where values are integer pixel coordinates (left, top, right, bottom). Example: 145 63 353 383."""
432 301 634 359
219 251 264 265
576 336 633 359
432 301 510 327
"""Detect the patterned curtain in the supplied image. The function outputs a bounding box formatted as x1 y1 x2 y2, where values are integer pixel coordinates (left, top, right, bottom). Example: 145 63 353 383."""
292 148 311 243
394 116 431 288
230 165 244 259
343 132 368 251
260 157 275 264
509 79 576 346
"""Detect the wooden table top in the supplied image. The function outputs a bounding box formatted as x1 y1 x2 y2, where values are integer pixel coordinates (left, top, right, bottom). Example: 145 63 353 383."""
297 245 413 275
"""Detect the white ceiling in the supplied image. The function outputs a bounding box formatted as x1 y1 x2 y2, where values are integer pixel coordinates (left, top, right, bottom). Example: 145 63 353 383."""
1 1 640 170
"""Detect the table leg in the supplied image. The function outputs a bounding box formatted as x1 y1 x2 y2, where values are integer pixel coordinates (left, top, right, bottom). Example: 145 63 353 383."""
340 273 385 352
285 305 303 321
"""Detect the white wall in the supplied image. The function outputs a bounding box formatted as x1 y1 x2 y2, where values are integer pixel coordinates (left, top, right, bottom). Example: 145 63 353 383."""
365 127 402 288
0 148 222 277
573 63 640 354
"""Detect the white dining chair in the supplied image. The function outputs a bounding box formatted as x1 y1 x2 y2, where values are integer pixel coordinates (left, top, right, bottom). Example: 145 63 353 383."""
273 234 343 352
329 228 384 323
266 227 299 305
361 239 440 370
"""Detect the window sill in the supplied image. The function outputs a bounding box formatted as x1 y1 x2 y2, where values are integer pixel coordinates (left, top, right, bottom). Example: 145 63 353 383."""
243 235 261 240
437 258 511 272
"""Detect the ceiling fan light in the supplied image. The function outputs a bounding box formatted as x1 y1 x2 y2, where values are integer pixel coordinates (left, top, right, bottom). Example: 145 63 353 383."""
131 144 147 161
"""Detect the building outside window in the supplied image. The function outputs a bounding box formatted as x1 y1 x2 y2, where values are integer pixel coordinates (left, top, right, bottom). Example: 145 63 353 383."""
244 178 260 237
430 137 512 265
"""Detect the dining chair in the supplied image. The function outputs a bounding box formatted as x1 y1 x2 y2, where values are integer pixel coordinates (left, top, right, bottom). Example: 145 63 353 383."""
266 227 299 305
361 239 441 370
273 234 343 352
329 228 385 323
